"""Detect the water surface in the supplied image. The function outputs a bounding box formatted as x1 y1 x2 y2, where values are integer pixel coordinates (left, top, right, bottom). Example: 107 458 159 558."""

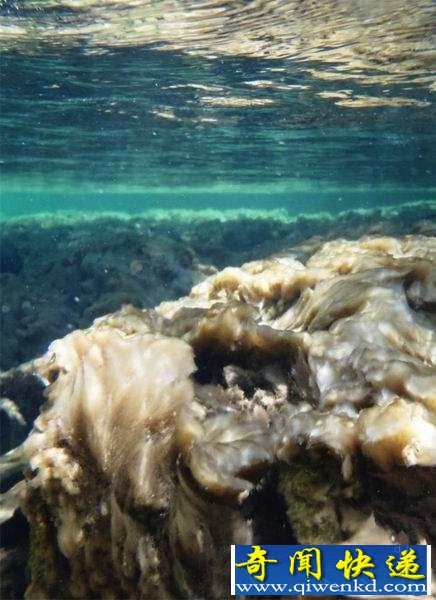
1 0 435 211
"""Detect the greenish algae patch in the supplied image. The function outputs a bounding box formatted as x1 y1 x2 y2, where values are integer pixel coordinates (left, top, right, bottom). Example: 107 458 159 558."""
277 454 345 544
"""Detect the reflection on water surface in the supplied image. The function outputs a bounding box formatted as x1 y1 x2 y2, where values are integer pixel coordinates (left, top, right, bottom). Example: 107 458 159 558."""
0 0 435 191
2 0 435 92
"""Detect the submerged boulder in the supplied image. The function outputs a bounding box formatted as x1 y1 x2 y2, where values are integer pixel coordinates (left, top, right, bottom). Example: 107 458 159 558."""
2 235 436 598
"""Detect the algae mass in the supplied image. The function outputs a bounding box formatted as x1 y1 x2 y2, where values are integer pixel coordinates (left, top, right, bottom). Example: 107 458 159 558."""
1 227 435 599
1 0 436 598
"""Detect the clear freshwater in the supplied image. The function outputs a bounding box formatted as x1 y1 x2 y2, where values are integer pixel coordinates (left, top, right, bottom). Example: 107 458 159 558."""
1 0 435 216
0 0 435 369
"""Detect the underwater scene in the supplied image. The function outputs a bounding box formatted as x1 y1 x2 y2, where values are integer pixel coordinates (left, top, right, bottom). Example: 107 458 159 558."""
0 1 435 599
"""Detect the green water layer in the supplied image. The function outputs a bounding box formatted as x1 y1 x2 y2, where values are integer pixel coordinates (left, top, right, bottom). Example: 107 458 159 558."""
1 189 435 220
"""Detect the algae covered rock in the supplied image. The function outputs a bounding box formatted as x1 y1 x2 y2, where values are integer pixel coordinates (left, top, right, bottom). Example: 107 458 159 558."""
2 203 435 373
4 234 436 598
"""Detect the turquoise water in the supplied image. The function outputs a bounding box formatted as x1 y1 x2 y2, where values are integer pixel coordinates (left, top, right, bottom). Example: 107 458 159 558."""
1 0 435 216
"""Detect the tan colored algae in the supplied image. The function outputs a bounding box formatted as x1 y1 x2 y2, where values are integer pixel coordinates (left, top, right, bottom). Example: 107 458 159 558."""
13 235 436 598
